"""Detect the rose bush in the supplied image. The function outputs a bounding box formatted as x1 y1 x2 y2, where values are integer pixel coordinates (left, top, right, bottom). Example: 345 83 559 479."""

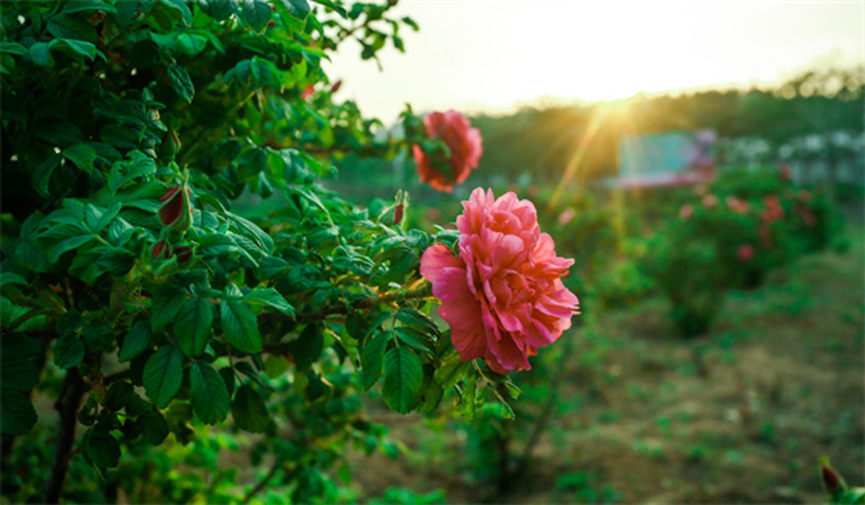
0 1 569 502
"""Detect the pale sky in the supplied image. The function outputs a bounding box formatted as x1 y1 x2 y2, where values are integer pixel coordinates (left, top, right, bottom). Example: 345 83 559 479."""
323 1 864 123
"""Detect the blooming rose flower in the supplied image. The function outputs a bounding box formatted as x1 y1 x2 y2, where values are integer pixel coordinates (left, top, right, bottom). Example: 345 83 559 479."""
737 244 755 262
412 110 483 192
679 203 694 220
420 188 579 373
702 194 718 209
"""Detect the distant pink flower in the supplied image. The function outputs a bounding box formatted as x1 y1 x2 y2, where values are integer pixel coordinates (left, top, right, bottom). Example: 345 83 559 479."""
702 194 718 209
301 84 314 100
737 244 755 262
557 207 576 225
420 188 579 373
799 206 817 228
779 163 793 181
761 194 784 223
725 196 749 214
679 203 694 220
412 110 483 192
797 189 811 203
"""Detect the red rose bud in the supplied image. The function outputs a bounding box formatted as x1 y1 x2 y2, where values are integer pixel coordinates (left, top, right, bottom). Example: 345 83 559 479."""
175 246 193 264
393 203 404 226
330 80 342 93
152 239 171 259
820 457 846 495
159 184 193 232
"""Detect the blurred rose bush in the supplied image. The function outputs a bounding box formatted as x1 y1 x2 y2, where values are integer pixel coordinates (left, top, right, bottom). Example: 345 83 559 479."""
412 110 483 192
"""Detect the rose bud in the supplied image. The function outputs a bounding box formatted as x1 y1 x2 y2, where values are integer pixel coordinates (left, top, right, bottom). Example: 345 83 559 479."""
174 246 193 264
159 183 193 232
820 457 847 496
152 239 171 259
393 203 404 226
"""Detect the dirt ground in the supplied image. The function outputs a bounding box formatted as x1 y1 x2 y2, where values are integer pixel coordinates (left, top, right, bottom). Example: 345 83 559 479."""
347 229 864 504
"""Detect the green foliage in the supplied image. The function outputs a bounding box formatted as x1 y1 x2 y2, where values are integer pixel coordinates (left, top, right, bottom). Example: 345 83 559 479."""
0 1 481 502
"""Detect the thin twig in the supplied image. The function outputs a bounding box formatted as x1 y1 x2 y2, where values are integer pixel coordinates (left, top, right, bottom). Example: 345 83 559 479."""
242 459 285 505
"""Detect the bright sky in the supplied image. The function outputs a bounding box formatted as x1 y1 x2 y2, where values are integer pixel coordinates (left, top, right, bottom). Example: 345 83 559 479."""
323 1 864 123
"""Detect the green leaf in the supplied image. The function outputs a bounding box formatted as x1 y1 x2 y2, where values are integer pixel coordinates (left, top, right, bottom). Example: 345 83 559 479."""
264 354 290 378
175 32 208 56
234 361 270 390
393 327 434 354
28 42 54 67
243 288 295 317
139 411 170 445
221 298 262 353
175 296 214 358
382 347 423 414
460 372 478 421
46 13 97 43
396 307 440 336
0 42 28 56
311 0 346 18
200 0 238 20
1 389 37 435
44 225 95 264
242 0 272 32
143 346 184 409
159 0 193 26
83 430 120 471
190 361 230 424
287 324 323 372
414 374 444 414
62 144 97 173
49 39 105 62
231 385 270 433
167 64 194 103
280 0 310 20
361 330 390 390
105 381 135 411
433 353 471 390
151 285 187 333
63 0 118 14
219 367 236 396
1 344 39 392
54 334 85 369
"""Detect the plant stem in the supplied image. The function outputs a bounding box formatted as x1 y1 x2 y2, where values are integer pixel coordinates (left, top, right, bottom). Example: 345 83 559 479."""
42 368 89 504
293 282 432 323
242 459 286 505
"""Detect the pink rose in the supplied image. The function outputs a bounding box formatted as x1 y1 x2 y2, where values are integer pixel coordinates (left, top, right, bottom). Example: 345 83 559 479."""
737 244 755 262
420 189 579 373
412 110 483 192
702 194 718 209
679 203 694 220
